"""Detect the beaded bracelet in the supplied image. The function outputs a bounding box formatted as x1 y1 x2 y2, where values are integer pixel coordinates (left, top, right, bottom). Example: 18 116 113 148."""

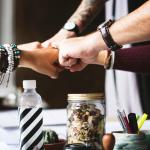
0 44 21 86
11 44 21 70
0 45 8 73
4 44 15 73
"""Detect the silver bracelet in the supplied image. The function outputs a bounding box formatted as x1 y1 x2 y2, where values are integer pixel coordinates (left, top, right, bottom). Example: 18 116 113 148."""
109 51 115 69
104 51 115 70
3 44 14 73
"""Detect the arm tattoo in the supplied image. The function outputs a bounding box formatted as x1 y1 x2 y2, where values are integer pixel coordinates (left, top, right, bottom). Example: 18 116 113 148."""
68 0 105 32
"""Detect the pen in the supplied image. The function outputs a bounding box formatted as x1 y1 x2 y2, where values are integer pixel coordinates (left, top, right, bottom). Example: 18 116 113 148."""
117 109 130 133
138 113 148 130
121 110 131 133
136 114 140 121
128 113 138 133
117 109 127 132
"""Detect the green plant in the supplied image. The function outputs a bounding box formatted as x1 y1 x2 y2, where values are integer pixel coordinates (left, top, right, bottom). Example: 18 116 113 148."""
43 129 59 144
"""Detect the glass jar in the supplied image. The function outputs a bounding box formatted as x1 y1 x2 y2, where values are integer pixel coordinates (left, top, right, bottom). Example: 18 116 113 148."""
67 93 105 150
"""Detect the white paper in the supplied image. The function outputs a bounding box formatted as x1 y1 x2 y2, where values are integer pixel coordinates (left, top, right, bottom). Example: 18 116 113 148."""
0 109 67 128
0 142 10 150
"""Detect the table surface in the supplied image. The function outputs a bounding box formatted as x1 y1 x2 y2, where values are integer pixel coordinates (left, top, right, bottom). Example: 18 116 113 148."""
0 109 149 150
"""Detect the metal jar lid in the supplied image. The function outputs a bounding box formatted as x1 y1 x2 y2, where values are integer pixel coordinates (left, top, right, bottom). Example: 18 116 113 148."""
67 93 104 101
64 143 94 150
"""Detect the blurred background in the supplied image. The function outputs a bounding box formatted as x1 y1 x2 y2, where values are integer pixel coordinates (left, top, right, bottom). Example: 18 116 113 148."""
0 0 105 109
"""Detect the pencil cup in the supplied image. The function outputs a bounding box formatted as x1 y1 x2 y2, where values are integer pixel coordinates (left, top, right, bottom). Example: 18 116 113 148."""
142 130 150 149
113 131 148 150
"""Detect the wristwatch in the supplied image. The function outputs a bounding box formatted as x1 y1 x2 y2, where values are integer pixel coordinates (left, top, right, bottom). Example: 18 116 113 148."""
63 22 79 35
97 19 122 51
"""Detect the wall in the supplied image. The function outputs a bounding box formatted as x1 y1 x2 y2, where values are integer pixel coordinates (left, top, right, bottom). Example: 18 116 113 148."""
15 0 105 108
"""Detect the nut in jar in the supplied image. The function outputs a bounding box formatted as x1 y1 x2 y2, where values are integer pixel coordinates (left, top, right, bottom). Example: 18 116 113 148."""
67 93 105 150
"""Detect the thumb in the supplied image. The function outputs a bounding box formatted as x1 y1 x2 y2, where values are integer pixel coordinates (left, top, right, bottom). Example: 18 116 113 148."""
51 42 58 49
42 40 51 48
48 66 60 79
59 54 77 67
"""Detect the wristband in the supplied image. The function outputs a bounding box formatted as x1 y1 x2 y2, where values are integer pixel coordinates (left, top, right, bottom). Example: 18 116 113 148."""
104 51 115 69
97 19 122 51
63 22 80 35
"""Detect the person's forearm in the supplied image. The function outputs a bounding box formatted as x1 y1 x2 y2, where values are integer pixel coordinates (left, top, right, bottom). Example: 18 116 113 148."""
97 45 150 73
110 0 150 45
19 50 33 68
88 0 150 51
114 45 150 73
68 0 105 32
17 42 41 68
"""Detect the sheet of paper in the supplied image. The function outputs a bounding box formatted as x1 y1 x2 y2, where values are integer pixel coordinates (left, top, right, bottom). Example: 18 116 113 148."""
0 109 67 128
0 128 19 145
0 142 10 150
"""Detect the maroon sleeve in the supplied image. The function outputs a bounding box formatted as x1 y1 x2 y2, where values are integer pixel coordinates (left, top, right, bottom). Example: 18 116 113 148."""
113 44 150 73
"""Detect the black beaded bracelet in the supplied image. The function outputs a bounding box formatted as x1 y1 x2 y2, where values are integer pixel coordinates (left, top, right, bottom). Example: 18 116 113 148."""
11 44 21 70
0 45 8 73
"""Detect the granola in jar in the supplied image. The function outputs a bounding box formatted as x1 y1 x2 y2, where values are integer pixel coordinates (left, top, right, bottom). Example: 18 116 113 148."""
67 93 105 150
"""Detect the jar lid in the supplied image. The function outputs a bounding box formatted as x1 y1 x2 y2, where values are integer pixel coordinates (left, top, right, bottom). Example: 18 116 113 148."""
64 143 93 150
68 93 104 101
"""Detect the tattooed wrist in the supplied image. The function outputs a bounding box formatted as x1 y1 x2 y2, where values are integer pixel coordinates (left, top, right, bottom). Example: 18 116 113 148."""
68 0 105 32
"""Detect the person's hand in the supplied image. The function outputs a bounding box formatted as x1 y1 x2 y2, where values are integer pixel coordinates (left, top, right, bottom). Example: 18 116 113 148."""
42 29 76 48
58 34 108 72
19 43 63 78
18 41 42 50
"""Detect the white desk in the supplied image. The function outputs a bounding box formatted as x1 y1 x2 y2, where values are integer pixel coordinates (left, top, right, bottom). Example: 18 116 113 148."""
0 109 149 150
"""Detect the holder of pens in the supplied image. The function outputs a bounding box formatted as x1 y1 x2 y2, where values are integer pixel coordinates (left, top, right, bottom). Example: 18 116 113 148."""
115 109 149 149
113 131 148 150
142 130 150 149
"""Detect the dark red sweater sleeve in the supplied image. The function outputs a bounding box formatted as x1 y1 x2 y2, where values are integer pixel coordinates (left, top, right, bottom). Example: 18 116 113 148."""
113 44 150 73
